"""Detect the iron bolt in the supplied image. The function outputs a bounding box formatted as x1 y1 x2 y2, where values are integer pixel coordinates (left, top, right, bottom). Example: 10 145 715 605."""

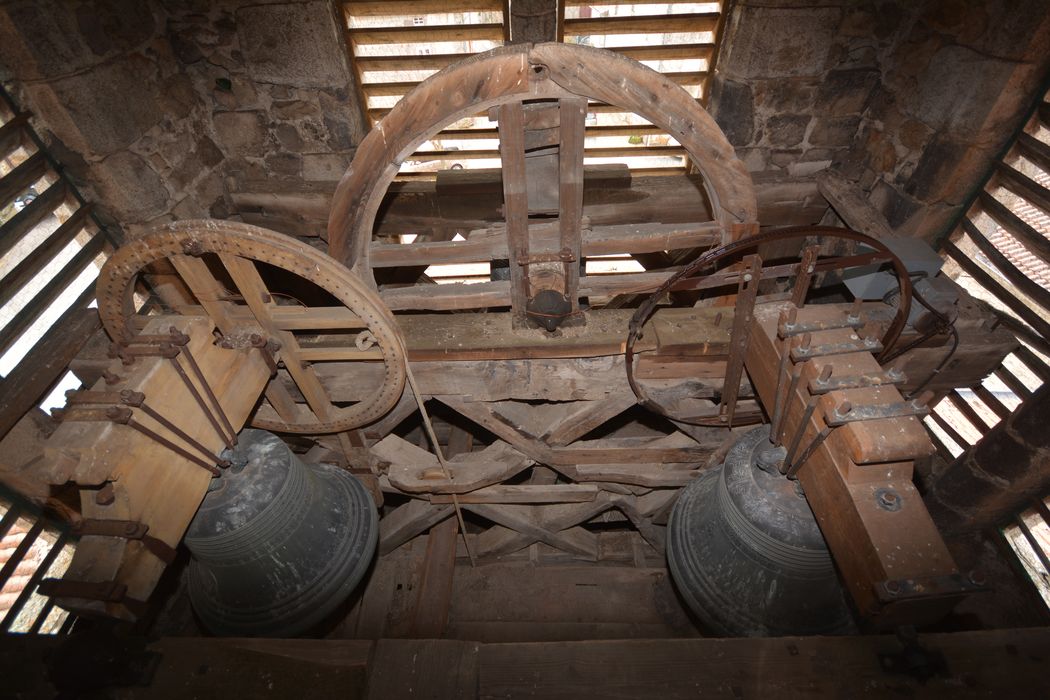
884 580 901 596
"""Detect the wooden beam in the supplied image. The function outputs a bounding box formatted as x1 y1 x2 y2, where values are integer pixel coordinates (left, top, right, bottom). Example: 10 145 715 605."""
348 0 502 16
563 13 719 36
497 102 531 321
409 515 458 639
369 221 721 268
560 97 586 310
0 181 69 261
978 191 1050 265
0 306 99 442
996 162 1050 213
959 219 1050 311
1017 132 1050 174
817 170 894 239
349 23 503 45
944 240 1050 340
0 202 90 309
430 484 599 504
0 152 46 206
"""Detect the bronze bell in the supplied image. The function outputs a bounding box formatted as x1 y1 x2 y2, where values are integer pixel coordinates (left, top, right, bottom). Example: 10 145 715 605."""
184 429 377 637
667 426 856 636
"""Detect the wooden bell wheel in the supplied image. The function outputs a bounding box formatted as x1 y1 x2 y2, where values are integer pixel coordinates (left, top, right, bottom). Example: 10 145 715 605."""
96 220 407 434
327 42 759 325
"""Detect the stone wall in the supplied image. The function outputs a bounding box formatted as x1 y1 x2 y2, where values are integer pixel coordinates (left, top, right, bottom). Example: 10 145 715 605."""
0 0 362 237
709 0 1050 242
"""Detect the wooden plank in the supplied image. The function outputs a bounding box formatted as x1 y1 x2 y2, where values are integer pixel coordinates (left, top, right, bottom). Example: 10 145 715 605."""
365 639 480 700
497 102 530 321
1013 344 1050 382
560 97 586 310
348 0 501 16
0 180 68 262
996 161 1050 213
409 515 458 638
231 173 821 238
542 393 637 446
944 240 1050 340
928 408 971 451
978 191 1050 265
994 365 1033 401
960 219 1050 312
1017 132 1050 174
430 484 599 504
379 498 453 555
0 202 90 309
0 306 99 442
970 383 1011 421
356 52 476 72
610 43 715 63
463 503 599 559
563 13 719 36
477 629 1050 699
369 221 720 268
349 23 503 45
0 152 46 206
0 112 30 157
946 390 993 433
817 170 894 239
0 236 103 358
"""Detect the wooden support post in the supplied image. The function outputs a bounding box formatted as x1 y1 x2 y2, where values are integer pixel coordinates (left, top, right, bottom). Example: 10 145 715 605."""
497 102 531 324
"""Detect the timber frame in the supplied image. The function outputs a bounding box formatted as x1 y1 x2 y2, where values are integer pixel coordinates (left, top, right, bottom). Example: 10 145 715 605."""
1 42 1027 632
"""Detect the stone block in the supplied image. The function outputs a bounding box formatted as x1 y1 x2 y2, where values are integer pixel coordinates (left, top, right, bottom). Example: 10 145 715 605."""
272 100 321 120
0 0 154 80
808 116 861 148
909 44 1016 138
236 1 350 88
93 150 170 223
753 77 818 113
265 152 302 179
303 153 352 182
815 69 879 115
275 123 304 151
212 110 270 157
708 76 754 148
764 114 810 148
719 5 840 79
23 53 167 155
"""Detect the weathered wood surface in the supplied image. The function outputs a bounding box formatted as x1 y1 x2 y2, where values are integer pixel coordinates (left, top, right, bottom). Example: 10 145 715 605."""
0 305 99 444
45 316 271 618
328 43 757 278
745 303 957 626
6 628 1050 699
231 170 824 242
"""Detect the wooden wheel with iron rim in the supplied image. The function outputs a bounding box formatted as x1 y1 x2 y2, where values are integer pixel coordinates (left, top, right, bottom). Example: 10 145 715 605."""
327 42 759 322
96 219 407 434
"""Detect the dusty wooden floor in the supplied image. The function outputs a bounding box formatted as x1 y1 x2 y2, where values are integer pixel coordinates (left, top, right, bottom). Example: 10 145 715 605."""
329 528 705 643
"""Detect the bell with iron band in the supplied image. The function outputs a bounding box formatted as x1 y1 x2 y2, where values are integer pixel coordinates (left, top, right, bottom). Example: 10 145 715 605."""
667 425 856 636
184 429 377 637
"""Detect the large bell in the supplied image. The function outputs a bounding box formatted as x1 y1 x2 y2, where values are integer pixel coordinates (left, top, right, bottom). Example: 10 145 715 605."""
184 429 378 637
667 425 855 636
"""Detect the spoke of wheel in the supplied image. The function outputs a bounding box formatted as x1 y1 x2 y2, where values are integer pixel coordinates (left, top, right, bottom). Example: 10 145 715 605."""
219 254 336 425
497 102 530 322
559 97 586 312
171 255 302 425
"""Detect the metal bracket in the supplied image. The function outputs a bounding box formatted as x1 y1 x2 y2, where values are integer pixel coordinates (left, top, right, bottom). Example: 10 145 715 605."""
39 578 127 603
808 367 906 395
72 519 178 564
824 398 929 427
791 335 882 360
